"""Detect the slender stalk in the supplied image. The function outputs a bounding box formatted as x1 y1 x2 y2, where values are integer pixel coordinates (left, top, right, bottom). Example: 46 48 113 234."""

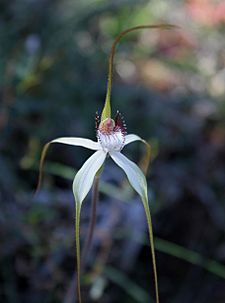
101 23 177 121
81 175 100 271
35 142 51 195
142 197 159 303
75 203 82 303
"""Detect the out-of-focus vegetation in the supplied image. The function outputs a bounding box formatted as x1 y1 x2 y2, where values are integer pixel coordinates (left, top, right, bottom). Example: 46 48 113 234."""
0 0 225 302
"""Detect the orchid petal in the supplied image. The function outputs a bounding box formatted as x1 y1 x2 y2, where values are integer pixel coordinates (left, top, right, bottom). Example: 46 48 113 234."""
109 151 159 303
124 134 144 146
109 151 147 197
124 134 151 176
72 149 106 303
35 137 101 194
51 137 101 150
72 150 106 205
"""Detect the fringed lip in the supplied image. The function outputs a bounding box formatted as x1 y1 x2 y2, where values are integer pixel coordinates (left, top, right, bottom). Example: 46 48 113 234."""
96 111 126 152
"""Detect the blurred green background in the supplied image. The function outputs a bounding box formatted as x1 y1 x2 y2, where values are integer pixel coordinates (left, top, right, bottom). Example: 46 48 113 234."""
0 0 225 302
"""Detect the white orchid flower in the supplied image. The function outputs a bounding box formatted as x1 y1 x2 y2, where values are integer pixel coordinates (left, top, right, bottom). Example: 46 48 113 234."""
37 110 157 303
37 23 177 303
37 111 149 204
50 112 148 206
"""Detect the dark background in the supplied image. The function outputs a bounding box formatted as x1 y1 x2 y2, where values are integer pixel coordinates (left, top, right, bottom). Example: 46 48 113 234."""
0 0 225 302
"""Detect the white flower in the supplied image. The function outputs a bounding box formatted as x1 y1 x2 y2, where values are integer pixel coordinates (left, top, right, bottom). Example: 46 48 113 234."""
48 111 149 205
36 22 177 303
37 110 156 303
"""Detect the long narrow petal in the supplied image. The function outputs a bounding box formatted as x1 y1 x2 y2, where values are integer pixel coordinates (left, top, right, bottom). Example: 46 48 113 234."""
35 137 101 194
51 137 101 150
109 151 159 303
109 151 147 197
73 150 106 303
73 150 106 205
124 134 151 176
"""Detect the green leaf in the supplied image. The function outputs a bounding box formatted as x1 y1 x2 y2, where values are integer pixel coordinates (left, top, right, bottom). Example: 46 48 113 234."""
155 238 225 280
105 266 151 303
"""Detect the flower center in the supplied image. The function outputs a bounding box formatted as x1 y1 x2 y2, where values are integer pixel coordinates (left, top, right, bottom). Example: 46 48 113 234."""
97 117 125 152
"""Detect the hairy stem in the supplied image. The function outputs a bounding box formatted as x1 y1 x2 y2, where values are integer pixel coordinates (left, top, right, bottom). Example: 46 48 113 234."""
101 23 177 121
81 175 100 271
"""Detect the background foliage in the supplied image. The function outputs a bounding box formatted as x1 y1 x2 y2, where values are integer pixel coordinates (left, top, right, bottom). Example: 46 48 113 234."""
0 0 225 302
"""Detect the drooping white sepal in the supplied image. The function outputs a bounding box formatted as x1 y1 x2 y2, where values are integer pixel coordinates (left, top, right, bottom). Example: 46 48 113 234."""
109 151 147 198
73 150 106 204
51 137 101 150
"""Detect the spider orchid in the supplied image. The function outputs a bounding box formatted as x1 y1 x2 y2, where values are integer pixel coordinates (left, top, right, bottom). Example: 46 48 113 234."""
42 111 150 208
37 24 177 303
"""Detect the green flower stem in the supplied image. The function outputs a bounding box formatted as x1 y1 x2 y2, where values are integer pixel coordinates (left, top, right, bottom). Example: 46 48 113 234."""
75 203 82 303
81 175 100 271
142 196 159 303
101 23 177 121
